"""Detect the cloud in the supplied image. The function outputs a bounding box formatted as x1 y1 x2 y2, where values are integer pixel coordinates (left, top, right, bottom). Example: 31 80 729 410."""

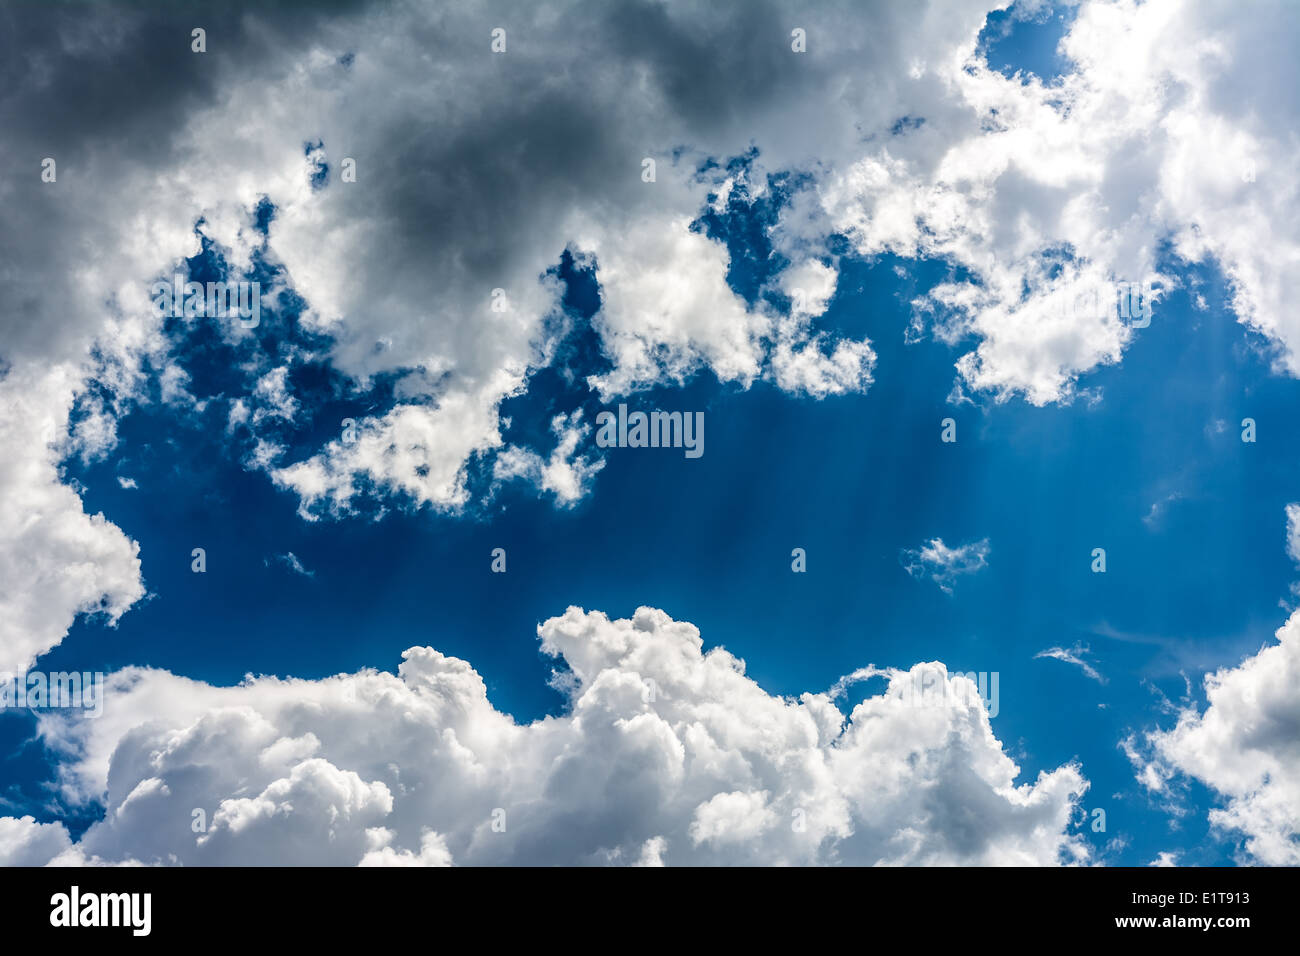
901 537 991 593
3 0 1006 523
1130 506 1300 870
1142 492 1184 529
0 2 352 672
265 552 314 578
2 4 1299 878
821 0 1300 405
0 366 144 674
1283 502 1300 602
5 0 1300 671
6 607 1088 866
358 830 453 868
492 410 605 507
0 816 74 867
1035 643 1107 684
0 0 992 668
1285 502 1300 565
249 367 299 427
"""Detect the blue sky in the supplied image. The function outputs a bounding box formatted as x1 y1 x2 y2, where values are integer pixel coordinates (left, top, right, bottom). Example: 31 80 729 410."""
15 143 1296 865
2 0 1298 867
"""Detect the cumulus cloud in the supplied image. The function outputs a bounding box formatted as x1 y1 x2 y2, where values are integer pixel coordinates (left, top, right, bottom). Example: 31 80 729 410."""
1128 509 1300 864
0 0 978 666
4 0 1012 505
0 3 342 672
249 367 299 426
4 0 1300 872
819 0 1300 405
902 537 991 593
0 366 144 674
1130 609 1300 865
359 830 453 868
5 0 1300 670
0 816 74 867
5 607 1088 866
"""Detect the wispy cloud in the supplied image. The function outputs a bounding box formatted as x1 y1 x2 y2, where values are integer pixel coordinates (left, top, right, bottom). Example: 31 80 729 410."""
1285 503 1300 565
900 537 990 594
265 552 314 578
1142 491 1184 528
1035 642 1107 684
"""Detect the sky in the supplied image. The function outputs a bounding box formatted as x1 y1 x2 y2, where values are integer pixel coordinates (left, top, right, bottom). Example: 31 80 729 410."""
1 0 1298 867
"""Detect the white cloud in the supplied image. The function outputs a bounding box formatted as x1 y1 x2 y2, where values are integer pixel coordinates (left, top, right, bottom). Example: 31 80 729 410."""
2 1 1299 850
632 836 668 867
821 0 1300 405
1132 608 1300 864
766 256 877 398
1035 643 1107 684
271 390 513 518
0 366 144 674
249 367 299 426
266 552 314 578
359 830 453 868
902 537 991 593
1143 492 1184 528
782 259 839 320
689 790 778 848
0 816 74 867
586 215 770 397
7 606 1088 866
1285 503 1300 566
493 410 605 507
